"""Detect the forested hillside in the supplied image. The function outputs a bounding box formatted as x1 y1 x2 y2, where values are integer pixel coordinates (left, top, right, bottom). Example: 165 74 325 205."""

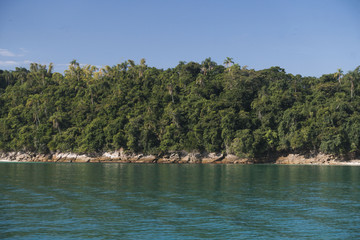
0 59 359 157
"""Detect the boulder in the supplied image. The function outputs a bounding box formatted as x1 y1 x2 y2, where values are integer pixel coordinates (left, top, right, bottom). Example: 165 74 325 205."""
102 151 121 159
158 152 180 163
201 153 224 164
33 154 52 162
75 154 91 162
135 155 157 163
221 154 240 164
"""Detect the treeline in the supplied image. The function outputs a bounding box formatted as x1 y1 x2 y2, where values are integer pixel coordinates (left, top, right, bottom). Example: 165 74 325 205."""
0 59 359 157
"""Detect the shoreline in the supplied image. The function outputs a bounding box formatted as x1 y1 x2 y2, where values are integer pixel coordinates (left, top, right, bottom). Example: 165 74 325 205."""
1 151 360 165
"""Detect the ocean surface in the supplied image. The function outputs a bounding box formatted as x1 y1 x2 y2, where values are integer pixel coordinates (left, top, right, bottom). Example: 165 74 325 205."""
1 163 360 239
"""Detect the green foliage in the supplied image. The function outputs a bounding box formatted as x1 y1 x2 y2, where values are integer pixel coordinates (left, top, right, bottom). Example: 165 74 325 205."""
0 61 360 157
229 129 254 157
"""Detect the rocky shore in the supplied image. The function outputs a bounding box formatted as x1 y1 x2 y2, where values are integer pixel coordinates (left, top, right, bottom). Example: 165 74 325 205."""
1 150 360 165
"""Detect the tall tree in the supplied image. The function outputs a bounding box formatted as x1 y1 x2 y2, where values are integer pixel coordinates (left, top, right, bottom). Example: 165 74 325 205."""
223 57 234 69
334 68 343 84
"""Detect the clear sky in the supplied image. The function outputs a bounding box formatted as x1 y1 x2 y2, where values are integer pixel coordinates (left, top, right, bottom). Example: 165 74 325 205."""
0 0 359 77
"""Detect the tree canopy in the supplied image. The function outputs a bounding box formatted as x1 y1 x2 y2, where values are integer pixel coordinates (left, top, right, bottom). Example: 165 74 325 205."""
0 60 359 158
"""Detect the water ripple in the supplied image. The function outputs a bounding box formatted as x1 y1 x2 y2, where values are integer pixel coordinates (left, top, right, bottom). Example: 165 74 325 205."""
1 163 360 239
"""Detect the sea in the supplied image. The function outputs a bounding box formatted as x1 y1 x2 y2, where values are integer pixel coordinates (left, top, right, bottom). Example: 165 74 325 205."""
1 163 359 239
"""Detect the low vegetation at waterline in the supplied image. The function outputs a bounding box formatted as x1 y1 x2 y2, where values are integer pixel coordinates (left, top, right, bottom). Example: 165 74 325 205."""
0 59 359 158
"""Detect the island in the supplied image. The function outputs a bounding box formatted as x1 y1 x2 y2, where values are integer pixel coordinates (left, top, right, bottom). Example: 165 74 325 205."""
0 59 359 165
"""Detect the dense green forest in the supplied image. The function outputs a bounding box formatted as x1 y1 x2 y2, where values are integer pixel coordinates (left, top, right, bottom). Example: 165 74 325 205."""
0 59 359 157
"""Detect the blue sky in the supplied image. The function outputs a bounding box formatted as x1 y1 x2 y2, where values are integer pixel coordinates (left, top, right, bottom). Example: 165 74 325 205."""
0 0 359 77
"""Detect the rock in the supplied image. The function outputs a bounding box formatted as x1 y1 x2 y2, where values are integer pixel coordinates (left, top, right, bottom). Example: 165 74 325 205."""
275 153 338 165
51 152 78 162
115 150 138 162
157 158 174 163
276 154 299 164
236 159 254 164
201 153 224 163
221 154 240 164
188 153 202 163
158 152 180 163
0 152 17 161
8 152 17 160
52 153 60 161
179 154 190 163
66 153 78 160
15 152 32 162
33 154 52 162
135 155 157 163
75 154 91 162
89 158 100 163
126 154 141 162
52 152 67 161
102 151 121 159
1 150 357 165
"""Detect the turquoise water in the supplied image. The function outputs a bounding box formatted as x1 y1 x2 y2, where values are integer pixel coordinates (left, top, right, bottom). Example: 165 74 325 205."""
1 163 360 239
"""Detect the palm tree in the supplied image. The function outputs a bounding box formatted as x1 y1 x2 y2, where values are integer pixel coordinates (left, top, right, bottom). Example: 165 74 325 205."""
127 59 137 79
38 64 47 85
223 57 234 68
67 60 81 81
334 68 343 84
101 65 113 78
70 59 79 67
119 61 128 72
128 59 136 68
202 57 215 74
47 63 53 76
30 63 39 73
83 64 98 78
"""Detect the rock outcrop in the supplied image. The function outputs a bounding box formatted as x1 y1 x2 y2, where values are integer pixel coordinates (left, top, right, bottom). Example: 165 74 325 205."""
1 151 360 165
275 153 339 165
